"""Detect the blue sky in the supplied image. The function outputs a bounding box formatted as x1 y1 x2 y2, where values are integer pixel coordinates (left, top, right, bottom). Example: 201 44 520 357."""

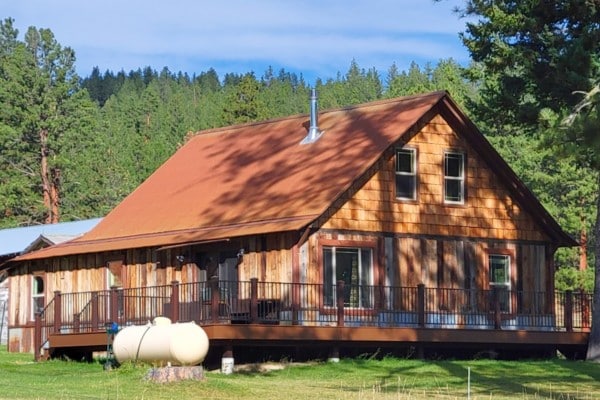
3 0 472 84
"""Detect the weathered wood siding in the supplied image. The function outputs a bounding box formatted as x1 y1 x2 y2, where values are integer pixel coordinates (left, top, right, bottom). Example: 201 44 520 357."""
314 114 554 314
239 233 295 284
8 254 107 352
8 232 298 352
321 115 548 242
9 256 105 328
0 281 7 345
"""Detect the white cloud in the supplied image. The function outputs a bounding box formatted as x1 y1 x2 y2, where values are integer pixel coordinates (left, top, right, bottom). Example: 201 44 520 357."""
2 0 471 82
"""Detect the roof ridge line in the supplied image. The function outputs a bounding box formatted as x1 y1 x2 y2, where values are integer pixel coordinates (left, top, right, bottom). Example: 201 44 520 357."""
189 91 448 139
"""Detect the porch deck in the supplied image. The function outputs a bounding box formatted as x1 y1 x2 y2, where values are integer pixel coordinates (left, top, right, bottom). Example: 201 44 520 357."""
35 278 592 361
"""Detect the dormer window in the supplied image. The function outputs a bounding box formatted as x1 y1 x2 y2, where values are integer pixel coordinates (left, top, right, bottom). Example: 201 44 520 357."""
444 151 465 204
395 148 417 200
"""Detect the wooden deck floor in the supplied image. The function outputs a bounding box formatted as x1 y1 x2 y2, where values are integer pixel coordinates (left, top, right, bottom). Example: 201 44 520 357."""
47 324 589 361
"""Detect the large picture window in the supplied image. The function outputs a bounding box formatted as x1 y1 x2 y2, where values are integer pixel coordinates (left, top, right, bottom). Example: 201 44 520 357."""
489 254 511 312
323 247 373 308
444 151 465 204
395 148 417 200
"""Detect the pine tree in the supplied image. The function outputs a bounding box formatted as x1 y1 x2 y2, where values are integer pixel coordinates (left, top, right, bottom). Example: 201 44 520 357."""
454 0 600 360
0 19 98 226
222 73 267 125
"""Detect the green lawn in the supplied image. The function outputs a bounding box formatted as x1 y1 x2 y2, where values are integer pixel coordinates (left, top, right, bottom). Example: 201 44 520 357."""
1 348 600 399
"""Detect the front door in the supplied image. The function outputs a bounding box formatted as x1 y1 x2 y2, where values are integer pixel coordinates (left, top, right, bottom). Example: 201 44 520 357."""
195 251 239 300
219 255 239 301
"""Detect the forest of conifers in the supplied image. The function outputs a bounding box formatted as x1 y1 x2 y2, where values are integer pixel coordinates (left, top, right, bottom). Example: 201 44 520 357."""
0 11 597 291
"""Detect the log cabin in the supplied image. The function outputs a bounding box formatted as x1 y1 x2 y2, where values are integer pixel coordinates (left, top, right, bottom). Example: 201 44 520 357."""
1 91 589 362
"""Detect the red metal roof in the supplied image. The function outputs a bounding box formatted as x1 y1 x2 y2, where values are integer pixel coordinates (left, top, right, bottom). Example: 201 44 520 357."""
13 91 575 262
93 92 442 235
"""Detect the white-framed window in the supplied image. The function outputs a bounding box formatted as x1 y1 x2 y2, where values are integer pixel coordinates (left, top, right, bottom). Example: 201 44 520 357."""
32 275 45 319
323 247 373 308
395 147 417 200
489 254 511 312
444 151 465 204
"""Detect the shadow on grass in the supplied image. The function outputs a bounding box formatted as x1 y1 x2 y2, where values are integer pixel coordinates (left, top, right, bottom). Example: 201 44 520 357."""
435 359 600 399
294 356 600 398
551 358 600 381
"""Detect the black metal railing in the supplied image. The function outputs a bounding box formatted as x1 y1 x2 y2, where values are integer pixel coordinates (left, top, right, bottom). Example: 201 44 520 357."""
35 279 593 358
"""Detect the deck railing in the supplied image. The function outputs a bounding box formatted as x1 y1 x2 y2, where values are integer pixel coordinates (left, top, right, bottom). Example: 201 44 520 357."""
34 278 593 359
33 294 55 360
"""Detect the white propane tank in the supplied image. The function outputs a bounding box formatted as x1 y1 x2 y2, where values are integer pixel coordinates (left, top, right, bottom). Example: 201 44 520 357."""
112 317 209 366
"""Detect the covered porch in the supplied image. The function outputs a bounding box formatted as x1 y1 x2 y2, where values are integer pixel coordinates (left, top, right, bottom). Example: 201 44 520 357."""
34 278 592 361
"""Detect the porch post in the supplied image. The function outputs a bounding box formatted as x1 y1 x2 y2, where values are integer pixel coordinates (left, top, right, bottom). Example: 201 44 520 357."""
34 312 42 362
110 286 120 325
336 280 345 327
493 287 501 330
564 290 573 332
73 314 80 333
291 244 300 325
210 276 220 323
250 278 258 323
53 291 62 333
170 281 180 323
292 282 300 325
417 284 425 328
91 293 99 330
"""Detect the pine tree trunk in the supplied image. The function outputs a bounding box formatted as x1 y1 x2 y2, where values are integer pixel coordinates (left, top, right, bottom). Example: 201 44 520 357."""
580 205 587 270
50 167 60 223
580 225 587 270
586 174 600 361
40 128 52 224
39 128 60 224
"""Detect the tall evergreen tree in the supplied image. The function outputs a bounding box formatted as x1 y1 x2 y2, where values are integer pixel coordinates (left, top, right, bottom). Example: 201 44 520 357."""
560 82 600 359
222 73 267 125
458 0 600 132
195 68 221 93
453 0 600 360
0 18 97 226
387 61 432 97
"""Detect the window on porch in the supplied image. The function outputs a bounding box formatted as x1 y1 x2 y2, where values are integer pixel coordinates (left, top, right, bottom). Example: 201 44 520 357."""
489 254 511 312
323 247 373 308
32 275 44 320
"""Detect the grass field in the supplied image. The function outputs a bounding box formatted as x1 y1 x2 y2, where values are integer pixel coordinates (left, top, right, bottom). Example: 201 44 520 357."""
1 348 600 399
